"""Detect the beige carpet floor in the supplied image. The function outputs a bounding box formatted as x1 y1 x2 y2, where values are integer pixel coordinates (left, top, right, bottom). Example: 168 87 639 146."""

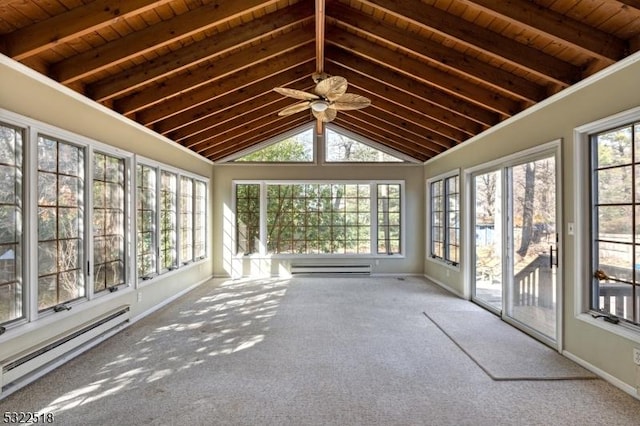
0 276 639 425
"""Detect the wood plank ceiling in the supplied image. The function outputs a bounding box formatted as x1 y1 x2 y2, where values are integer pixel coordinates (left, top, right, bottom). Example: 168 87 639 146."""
1 0 640 162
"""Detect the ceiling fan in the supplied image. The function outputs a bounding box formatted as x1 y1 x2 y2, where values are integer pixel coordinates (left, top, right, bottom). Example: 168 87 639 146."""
274 72 371 124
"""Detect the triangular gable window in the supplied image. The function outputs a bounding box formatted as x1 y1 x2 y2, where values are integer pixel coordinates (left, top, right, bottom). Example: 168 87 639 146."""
325 127 405 162
233 127 314 162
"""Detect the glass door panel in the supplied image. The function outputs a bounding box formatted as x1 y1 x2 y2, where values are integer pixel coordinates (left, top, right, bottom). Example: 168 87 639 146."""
472 170 503 312
506 155 557 341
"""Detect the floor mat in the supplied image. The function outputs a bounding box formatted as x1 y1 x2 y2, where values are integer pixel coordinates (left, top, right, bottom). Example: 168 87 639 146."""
423 310 597 381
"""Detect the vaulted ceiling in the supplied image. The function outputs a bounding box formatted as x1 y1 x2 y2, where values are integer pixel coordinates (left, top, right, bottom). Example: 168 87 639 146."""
1 0 640 162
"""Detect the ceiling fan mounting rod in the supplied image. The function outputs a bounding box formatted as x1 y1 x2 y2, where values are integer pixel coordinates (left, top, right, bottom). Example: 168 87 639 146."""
315 0 325 75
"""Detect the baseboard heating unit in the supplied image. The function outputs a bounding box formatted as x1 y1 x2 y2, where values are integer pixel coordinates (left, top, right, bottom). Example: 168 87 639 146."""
1 305 130 397
290 264 371 275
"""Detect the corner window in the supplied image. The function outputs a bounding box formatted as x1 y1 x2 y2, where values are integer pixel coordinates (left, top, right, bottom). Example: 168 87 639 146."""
136 160 208 281
428 173 460 265
179 176 194 264
236 183 260 255
590 123 639 326
193 180 207 260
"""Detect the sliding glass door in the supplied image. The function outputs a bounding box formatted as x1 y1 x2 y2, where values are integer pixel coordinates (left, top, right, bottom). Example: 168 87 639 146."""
472 170 503 312
506 156 557 342
471 148 560 347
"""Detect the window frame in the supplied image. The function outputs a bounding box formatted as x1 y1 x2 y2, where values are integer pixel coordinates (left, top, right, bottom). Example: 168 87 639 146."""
574 105 640 341
135 156 209 286
91 150 129 295
159 170 178 273
324 125 413 163
232 180 405 258
0 120 24 327
589 123 638 326
0 108 136 332
427 170 461 268
226 124 317 164
0 108 209 338
179 175 194 265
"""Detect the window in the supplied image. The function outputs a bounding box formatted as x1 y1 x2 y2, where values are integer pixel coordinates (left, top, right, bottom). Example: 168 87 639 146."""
0 123 23 325
93 152 125 293
377 183 401 254
160 171 178 272
194 180 206 259
234 128 313 162
37 136 85 310
590 123 639 326
0 110 208 331
266 183 371 254
179 176 194 263
136 160 208 281
236 183 260 255
325 128 404 162
137 164 157 279
428 173 460 265
234 181 402 256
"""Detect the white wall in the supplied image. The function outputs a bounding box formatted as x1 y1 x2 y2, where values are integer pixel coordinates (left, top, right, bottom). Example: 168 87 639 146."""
424 52 640 395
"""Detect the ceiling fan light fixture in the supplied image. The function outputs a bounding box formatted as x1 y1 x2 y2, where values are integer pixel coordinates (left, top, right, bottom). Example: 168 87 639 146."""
310 100 329 112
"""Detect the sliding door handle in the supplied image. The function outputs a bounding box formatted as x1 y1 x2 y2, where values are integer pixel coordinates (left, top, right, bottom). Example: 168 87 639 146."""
549 245 558 268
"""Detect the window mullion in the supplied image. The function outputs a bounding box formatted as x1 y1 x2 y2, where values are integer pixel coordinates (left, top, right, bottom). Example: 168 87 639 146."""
86 146 94 300
370 182 377 255
260 182 267 256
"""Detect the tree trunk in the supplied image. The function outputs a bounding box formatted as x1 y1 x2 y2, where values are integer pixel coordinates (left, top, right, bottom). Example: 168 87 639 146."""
517 163 536 257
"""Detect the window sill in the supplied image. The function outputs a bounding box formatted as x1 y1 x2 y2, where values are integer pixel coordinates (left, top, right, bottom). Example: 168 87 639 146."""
576 312 640 345
234 253 406 260
426 256 460 271
137 257 208 289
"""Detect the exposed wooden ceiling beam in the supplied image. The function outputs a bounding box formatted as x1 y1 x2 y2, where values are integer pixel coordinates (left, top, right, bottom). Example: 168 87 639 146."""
459 0 624 64
326 62 485 136
351 88 463 145
327 27 521 117
360 0 580 86
349 107 451 153
337 111 441 157
326 45 499 127
151 59 316 134
616 0 640 8
88 2 315 102
179 85 315 149
51 0 280 84
187 102 314 153
0 0 174 61
115 27 314 115
328 3 544 104
316 0 325 73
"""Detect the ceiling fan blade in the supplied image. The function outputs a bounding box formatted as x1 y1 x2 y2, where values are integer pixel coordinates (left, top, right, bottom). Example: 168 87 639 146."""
332 93 371 111
278 101 311 116
273 87 319 101
312 107 337 122
315 76 348 101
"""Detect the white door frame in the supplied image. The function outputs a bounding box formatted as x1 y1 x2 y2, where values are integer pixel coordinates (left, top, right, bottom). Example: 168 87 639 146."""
464 139 563 351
